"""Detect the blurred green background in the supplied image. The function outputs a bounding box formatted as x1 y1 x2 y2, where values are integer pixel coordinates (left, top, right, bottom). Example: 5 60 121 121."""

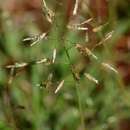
0 0 130 130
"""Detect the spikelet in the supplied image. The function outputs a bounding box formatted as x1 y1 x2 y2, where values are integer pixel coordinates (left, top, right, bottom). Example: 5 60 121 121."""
73 0 79 15
67 18 92 32
101 62 118 74
84 73 99 84
92 22 108 32
36 58 47 64
93 25 104 32
8 67 15 85
23 33 47 46
67 25 88 31
75 44 98 60
105 31 114 40
6 62 28 69
42 0 55 23
85 47 98 60
5 58 48 69
96 31 114 47
75 18 93 26
52 48 57 63
55 80 64 94
23 36 37 41
30 33 47 46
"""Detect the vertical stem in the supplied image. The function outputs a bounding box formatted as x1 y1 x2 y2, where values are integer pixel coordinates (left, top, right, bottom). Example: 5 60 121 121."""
75 82 86 130
64 46 86 130
2 68 18 130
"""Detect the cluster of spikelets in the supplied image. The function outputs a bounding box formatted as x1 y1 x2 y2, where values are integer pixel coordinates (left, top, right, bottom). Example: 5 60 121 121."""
4 0 118 94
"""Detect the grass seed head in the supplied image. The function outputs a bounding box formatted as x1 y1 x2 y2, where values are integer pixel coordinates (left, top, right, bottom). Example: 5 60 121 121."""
84 73 99 84
52 48 57 63
73 0 79 15
55 80 64 94
101 62 118 74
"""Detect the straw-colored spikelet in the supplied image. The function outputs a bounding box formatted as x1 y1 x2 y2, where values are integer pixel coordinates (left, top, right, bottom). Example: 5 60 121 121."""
42 0 55 23
67 25 88 31
30 33 47 46
75 18 93 26
23 33 47 46
92 23 108 32
101 62 118 74
36 58 47 64
52 48 57 63
75 44 98 60
55 80 64 94
73 0 79 15
8 67 15 85
85 47 98 60
6 62 28 69
5 58 48 69
96 31 114 47
84 73 99 84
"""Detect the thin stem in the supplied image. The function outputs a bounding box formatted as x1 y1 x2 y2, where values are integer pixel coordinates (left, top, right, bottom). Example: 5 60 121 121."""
75 82 85 130
64 46 86 130
2 68 19 130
